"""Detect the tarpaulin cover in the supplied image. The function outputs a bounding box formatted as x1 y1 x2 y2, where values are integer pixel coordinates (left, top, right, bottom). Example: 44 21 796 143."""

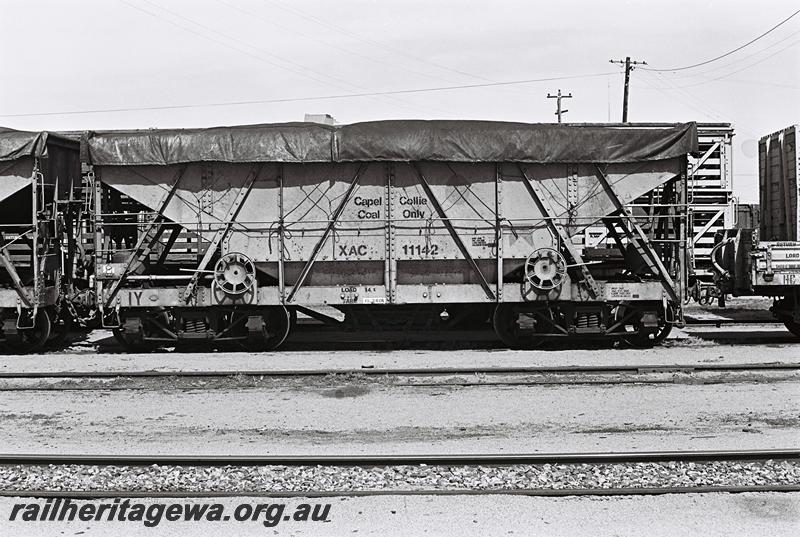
86 123 336 166
338 121 697 163
86 120 698 166
0 128 78 162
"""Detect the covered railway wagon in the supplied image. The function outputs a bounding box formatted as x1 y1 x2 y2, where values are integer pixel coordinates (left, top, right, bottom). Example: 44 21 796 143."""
713 125 800 336
0 129 82 352
86 120 696 350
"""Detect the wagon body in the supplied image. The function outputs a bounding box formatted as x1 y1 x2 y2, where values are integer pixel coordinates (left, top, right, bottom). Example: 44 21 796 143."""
0 129 82 350
87 121 695 349
759 125 799 241
712 125 800 337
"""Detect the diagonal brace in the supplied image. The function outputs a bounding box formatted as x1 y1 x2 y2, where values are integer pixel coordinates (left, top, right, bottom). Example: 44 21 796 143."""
517 164 600 299
156 225 182 266
104 165 187 308
594 165 677 301
184 163 264 301
411 163 495 301
689 141 720 179
286 164 364 303
692 208 724 245
0 249 33 307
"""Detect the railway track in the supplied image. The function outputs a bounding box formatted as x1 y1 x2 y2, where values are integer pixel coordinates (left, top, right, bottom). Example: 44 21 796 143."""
1 450 798 498
1 362 797 380
4 486 798 499
3 449 798 466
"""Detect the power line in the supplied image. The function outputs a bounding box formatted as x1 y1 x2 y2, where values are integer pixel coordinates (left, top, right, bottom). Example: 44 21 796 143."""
640 75 800 91
234 0 537 103
707 78 799 90
262 0 491 82
121 0 449 117
634 72 728 124
652 28 800 80
658 39 800 89
636 70 762 139
643 8 800 72
214 0 442 83
0 72 616 118
649 71 733 123
135 0 369 91
117 0 348 91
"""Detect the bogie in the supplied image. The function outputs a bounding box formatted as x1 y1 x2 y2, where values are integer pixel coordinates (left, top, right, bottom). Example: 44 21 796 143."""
111 306 294 352
491 301 675 349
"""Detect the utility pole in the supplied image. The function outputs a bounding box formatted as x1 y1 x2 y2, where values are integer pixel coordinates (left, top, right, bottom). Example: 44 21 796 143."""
609 57 646 122
547 89 572 123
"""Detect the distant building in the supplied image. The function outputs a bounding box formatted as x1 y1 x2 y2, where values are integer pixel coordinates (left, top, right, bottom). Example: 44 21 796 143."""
304 113 336 125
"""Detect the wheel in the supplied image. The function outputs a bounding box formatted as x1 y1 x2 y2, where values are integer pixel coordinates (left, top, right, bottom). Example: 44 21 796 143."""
112 329 157 352
773 296 800 338
3 309 52 354
492 304 547 349
112 328 127 347
782 319 800 338
112 316 159 352
615 303 674 348
235 306 293 351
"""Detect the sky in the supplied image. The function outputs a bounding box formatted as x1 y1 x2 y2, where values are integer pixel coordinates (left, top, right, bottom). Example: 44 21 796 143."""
1 0 799 202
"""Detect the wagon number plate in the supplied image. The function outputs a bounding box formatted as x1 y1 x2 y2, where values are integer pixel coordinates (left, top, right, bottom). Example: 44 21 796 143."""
606 284 637 299
401 244 439 257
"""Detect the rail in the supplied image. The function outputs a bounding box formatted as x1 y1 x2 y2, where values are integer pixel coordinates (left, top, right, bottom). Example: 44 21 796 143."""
2 449 797 466
0 361 796 379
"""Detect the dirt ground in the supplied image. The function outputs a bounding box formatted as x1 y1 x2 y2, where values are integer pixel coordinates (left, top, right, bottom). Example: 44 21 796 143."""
0 351 797 456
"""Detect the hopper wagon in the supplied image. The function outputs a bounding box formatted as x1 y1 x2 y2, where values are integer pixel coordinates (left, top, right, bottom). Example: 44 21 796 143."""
0 129 82 352
85 120 696 350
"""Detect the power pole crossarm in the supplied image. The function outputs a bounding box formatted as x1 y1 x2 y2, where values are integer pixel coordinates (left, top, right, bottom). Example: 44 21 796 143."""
609 57 646 122
546 89 573 123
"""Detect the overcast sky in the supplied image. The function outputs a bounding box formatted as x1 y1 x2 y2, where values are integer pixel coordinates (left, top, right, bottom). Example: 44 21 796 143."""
1 0 798 201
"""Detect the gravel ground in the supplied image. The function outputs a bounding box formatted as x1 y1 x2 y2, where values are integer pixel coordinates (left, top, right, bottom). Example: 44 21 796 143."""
1 460 798 493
